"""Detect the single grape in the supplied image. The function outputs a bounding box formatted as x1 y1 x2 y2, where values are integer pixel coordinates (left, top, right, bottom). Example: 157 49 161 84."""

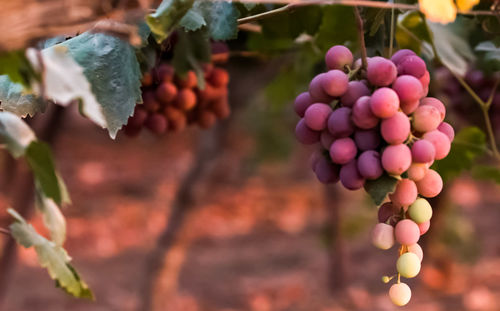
422 130 451 160
407 163 429 181
354 129 380 151
366 56 397 86
371 223 395 250
392 75 424 104
207 68 229 88
327 107 355 137
156 82 178 104
357 150 383 180
412 105 441 132
420 97 446 121
407 243 423 262
418 220 430 235
177 70 198 88
322 70 349 97
378 202 396 223
145 113 168 134
390 49 416 65
352 96 379 129
156 63 175 82
408 198 433 224
304 103 333 131
339 160 365 190
314 156 340 184
329 137 357 164
415 169 443 198
295 119 320 145
411 139 436 163
143 91 161 112
391 179 418 207
141 72 153 86
325 45 353 70
419 70 430 90
309 73 333 103
320 130 335 150
294 92 313 117
165 107 187 132
400 100 420 115
370 88 400 119
395 219 420 245
340 81 371 107
397 55 426 78
381 144 412 175
438 122 455 142
396 252 421 278
389 283 412 307
176 88 197 111
381 112 411 144
211 97 231 119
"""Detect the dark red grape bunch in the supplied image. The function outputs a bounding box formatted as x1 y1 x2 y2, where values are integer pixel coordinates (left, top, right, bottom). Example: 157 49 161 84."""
123 63 230 137
293 46 454 306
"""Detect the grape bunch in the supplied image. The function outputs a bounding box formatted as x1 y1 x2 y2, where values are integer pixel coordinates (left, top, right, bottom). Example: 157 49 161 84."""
123 63 230 137
293 46 454 306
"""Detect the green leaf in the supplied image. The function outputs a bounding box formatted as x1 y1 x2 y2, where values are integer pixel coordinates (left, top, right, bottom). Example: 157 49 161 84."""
172 30 211 89
433 127 487 182
475 41 500 71
25 141 61 205
315 6 358 52
35 191 66 246
363 174 398 206
0 50 39 88
365 8 387 37
147 0 195 43
179 8 206 31
60 32 143 138
8 209 93 299
396 11 433 56
0 76 46 117
0 111 36 157
471 165 500 184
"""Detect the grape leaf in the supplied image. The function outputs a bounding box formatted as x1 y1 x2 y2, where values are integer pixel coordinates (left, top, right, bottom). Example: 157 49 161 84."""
0 76 46 117
363 174 398 206
475 41 500 71
172 30 211 89
179 9 206 31
8 209 93 299
0 111 36 157
147 0 195 43
432 127 487 182
35 190 67 246
315 6 358 52
0 50 39 88
470 165 500 184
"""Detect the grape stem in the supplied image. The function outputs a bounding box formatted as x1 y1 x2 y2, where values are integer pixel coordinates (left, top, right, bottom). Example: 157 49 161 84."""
353 6 368 71
388 0 395 57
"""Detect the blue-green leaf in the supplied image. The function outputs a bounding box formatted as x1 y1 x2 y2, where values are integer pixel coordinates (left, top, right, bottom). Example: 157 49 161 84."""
147 0 195 43
364 174 398 206
0 76 45 117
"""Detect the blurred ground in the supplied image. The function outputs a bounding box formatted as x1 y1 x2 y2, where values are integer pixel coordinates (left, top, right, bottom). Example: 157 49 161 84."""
1 104 500 311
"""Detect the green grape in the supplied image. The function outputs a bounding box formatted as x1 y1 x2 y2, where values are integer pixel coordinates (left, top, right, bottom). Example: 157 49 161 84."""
382 275 390 283
396 252 421 278
389 282 412 306
408 198 433 224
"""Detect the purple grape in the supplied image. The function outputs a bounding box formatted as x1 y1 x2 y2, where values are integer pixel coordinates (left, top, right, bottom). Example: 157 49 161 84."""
309 73 333 103
378 202 396 223
352 96 379 129
329 137 357 164
397 55 426 78
325 45 353 71
294 92 313 117
313 156 340 184
339 160 365 190
411 139 436 163
322 70 349 97
438 122 454 142
354 129 381 151
370 88 400 119
295 119 320 145
309 150 322 170
392 75 424 103
320 130 335 149
381 112 411 144
465 70 485 88
390 49 416 65
366 56 397 87
327 107 354 137
381 144 412 175
357 150 383 180
304 103 333 131
340 81 371 107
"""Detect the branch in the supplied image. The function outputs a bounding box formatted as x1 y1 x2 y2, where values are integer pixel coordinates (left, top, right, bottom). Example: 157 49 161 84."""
353 6 368 71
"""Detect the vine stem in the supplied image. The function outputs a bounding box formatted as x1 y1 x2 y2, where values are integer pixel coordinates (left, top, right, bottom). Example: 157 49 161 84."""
236 0 499 24
353 6 368 71
388 0 395 57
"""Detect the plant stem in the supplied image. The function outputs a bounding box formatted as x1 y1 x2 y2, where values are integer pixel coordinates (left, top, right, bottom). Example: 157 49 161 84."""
0 228 9 236
389 0 395 57
354 6 368 70
238 3 297 24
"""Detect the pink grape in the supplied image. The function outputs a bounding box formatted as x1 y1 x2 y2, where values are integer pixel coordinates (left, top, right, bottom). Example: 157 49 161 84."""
395 219 420 245
313 156 340 184
378 202 396 223
339 160 365 190
354 129 380 151
352 96 379 129
422 130 451 160
400 100 420 115
418 221 430 235
392 75 424 103
411 139 436 163
381 144 412 175
371 223 394 250
295 119 320 144
327 107 354 137
370 88 400 118
415 169 443 198
304 103 333 131
366 56 397 86
397 55 426 78
320 130 335 149
408 243 423 262
309 73 333 103
407 163 429 181
329 137 357 164
357 150 383 180
322 70 349 97
381 112 410 144
390 49 416 65
412 105 441 132
325 45 353 70
389 283 411 306
294 92 313 117
420 97 446 121
419 70 430 89
340 81 371 107
391 179 418 207
438 122 455 142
